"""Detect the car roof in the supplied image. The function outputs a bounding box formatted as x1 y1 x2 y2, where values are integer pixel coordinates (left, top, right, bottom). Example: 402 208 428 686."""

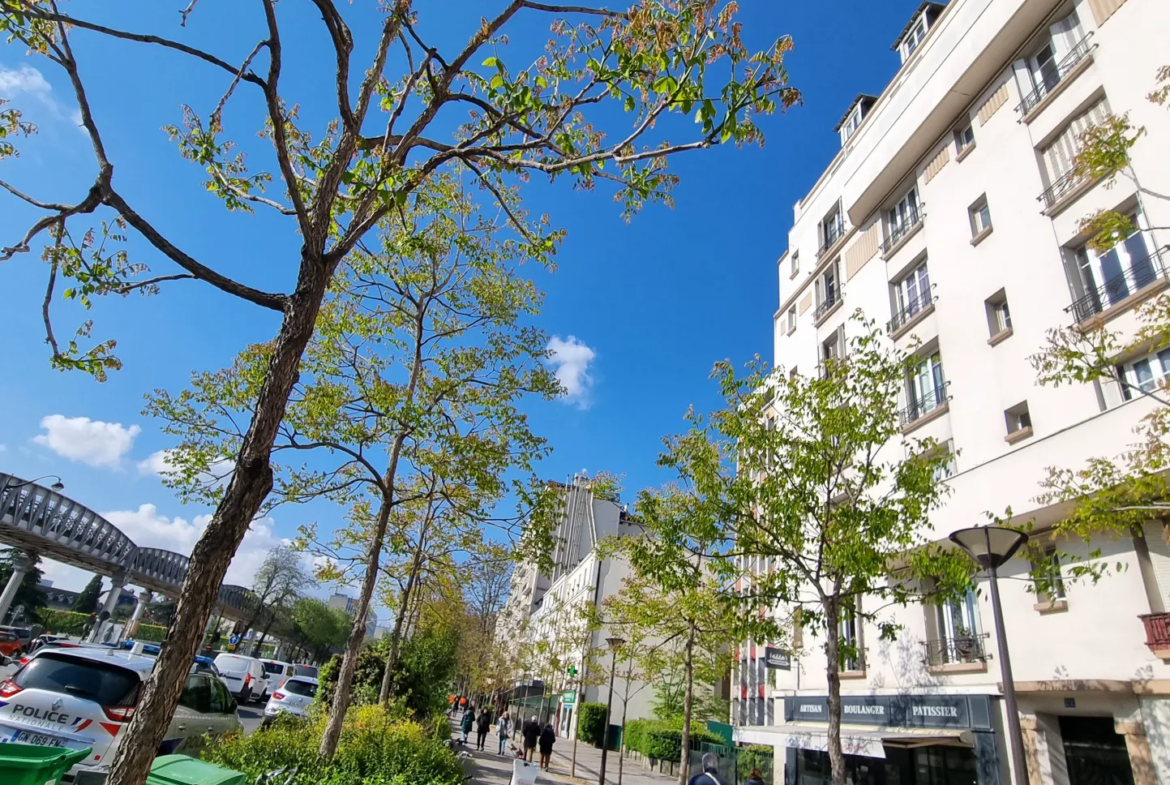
286 676 319 685
261 658 290 665
35 647 157 674
215 653 258 662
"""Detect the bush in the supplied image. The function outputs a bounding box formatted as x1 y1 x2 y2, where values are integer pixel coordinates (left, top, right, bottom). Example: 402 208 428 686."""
737 745 774 783
135 624 167 642
36 609 90 636
622 719 723 762
203 703 463 785
576 702 608 747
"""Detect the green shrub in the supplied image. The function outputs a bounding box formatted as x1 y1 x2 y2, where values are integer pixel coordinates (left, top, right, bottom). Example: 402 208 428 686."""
203 704 463 785
621 719 723 761
135 624 167 642
576 702 608 747
36 609 90 636
737 745 774 783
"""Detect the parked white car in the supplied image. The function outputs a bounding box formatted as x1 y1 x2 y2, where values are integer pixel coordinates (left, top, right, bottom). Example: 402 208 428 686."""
0 648 241 780
259 659 296 701
212 653 268 704
263 676 318 721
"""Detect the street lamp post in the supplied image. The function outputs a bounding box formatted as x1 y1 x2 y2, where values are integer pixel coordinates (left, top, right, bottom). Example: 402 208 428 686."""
0 474 65 495
949 525 1030 785
598 636 625 785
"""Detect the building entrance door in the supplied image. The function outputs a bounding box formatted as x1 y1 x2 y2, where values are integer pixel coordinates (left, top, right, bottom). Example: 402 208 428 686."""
1059 716 1135 785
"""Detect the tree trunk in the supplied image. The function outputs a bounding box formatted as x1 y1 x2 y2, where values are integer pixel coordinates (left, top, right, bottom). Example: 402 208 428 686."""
677 621 696 785
106 262 333 785
825 598 846 785
379 530 427 702
318 489 395 758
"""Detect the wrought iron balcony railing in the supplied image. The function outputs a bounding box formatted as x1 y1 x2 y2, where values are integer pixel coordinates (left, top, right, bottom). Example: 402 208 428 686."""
1065 247 1168 324
818 223 845 258
898 382 949 427
923 633 990 667
888 288 934 334
814 290 842 322
1038 167 1090 210
881 211 924 255
1017 34 1094 115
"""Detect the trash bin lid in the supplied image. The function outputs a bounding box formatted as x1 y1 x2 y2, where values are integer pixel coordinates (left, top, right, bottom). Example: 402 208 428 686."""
147 755 247 785
0 744 92 785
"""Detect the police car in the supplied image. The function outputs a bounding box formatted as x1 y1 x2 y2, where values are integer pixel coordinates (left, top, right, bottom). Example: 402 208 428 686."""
0 647 242 779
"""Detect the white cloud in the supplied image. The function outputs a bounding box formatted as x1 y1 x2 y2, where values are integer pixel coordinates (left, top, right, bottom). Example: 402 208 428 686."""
546 335 597 409
33 414 141 468
137 448 235 488
0 444 6 452
102 504 292 588
0 64 52 99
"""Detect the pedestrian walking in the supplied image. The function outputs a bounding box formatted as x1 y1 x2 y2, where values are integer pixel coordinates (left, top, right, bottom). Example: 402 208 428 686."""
460 704 476 744
496 710 512 755
744 768 766 785
538 721 556 771
521 714 540 761
476 705 493 751
688 753 730 785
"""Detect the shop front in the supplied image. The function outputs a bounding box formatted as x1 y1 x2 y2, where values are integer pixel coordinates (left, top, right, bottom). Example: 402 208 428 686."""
742 694 1003 785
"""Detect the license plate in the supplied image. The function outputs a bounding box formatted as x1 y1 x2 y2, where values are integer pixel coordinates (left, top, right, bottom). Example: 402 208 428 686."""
12 729 68 747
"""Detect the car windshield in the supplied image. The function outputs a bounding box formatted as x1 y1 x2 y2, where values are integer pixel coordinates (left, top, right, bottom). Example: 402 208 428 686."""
263 662 284 675
294 665 318 678
282 680 317 697
14 654 140 706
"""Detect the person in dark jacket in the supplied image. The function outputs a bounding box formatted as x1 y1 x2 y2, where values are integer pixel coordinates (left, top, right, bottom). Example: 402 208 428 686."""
521 715 540 760
475 706 493 751
744 768 766 785
538 722 556 770
460 705 476 744
688 753 730 785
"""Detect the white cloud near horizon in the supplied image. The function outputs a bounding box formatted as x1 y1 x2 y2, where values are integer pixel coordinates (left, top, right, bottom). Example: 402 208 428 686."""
33 414 141 468
0 64 52 100
547 335 597 409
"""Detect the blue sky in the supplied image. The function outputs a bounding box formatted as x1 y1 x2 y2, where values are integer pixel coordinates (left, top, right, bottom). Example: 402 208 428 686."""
0 0 922 607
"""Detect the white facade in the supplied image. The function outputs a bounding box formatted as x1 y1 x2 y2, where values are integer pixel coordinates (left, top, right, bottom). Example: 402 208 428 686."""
750 0 1170 783
496 476 651 738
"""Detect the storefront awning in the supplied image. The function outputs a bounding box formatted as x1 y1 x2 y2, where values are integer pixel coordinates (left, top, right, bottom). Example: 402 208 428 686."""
734 724 975 759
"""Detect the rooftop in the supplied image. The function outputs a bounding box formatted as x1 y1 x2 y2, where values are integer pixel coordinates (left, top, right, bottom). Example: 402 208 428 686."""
891 1 948 50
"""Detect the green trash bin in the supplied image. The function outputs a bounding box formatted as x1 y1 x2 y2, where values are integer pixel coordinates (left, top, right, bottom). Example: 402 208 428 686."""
147 755 247 785
0 743 93 785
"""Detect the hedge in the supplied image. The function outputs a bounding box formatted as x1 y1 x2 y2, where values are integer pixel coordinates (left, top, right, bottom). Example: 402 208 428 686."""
135 624 167 642
622 719 724 761
737 745 774 781
36 609 90 636
576 702 608 747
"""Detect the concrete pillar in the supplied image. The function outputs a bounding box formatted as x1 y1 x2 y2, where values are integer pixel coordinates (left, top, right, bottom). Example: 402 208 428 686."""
1115 720 1157 785
0 552 32 626
89 570 128 643
124 589 152 641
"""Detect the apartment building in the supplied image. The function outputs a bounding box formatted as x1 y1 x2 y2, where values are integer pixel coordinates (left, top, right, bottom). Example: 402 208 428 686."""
738 0 1170 783
496 475 650 738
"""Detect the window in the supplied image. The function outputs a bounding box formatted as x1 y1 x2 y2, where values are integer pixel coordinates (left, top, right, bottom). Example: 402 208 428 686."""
841 107 863 143
1039 98 1110 208
789 366 799 381
838 602 862 672
955 123 975 155
819 204 844 254
787 305 797 334
14 653 141 707
1032 547 1067 602
892 260 931 329
984 289 1012 339
816 263 839 310
930 442 958 481
902 16 928 59
886 186 921 247
969 196 992 238
1067 213 1158 322
1020 11 1085 111
1117 349 1170 400
906 352 946 420
1005 401 1032 440
179 674 212 713
790 250 800 279
934 589 982 663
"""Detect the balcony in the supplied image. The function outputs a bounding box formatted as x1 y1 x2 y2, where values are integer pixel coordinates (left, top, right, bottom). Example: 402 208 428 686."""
817 223 847 260
923 634 989 670
880 211 925 259
1037 168 1098 216
1065 247 1169 326
899 382 950 432
887 288 935 340
1016 34 1095 118
1140 612 1170 661
813 290 843 326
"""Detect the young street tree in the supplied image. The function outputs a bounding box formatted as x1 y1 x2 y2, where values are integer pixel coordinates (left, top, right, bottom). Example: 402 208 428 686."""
149 180 560 757
71 574 103 615
245 546 310 655
0 4 797 780
1027 65 1170 576
660 316 968 785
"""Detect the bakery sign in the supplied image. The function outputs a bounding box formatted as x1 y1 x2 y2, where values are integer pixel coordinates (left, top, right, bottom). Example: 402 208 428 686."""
764 647 791 670
785 694 985 730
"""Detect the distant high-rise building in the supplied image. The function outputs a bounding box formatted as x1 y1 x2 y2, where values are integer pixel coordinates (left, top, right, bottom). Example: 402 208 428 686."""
328 592 378 638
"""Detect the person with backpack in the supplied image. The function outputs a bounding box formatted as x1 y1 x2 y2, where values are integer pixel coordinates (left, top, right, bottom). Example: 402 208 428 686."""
460 704 476 744
496 709 512 755
475 705 494 751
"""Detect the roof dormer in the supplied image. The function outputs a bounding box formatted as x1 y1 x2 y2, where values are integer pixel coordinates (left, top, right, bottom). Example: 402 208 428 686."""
835 94 878 146
893 1 947 63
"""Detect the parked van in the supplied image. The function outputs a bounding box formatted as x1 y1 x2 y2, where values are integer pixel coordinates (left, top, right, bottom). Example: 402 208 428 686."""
212 653 268 703
259 659 296 701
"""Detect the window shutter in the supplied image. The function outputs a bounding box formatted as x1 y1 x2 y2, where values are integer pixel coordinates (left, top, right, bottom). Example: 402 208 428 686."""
1143 522 1170 605
836 325 847 358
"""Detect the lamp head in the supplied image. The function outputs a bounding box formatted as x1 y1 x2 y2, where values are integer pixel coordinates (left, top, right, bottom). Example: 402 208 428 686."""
605 636 626 651
949 525 1028 570
50 480 65 492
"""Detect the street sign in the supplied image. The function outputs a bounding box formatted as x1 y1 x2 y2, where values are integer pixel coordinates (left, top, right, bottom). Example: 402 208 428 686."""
562 690 577 705
764 646 791 670
229 634 241 645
